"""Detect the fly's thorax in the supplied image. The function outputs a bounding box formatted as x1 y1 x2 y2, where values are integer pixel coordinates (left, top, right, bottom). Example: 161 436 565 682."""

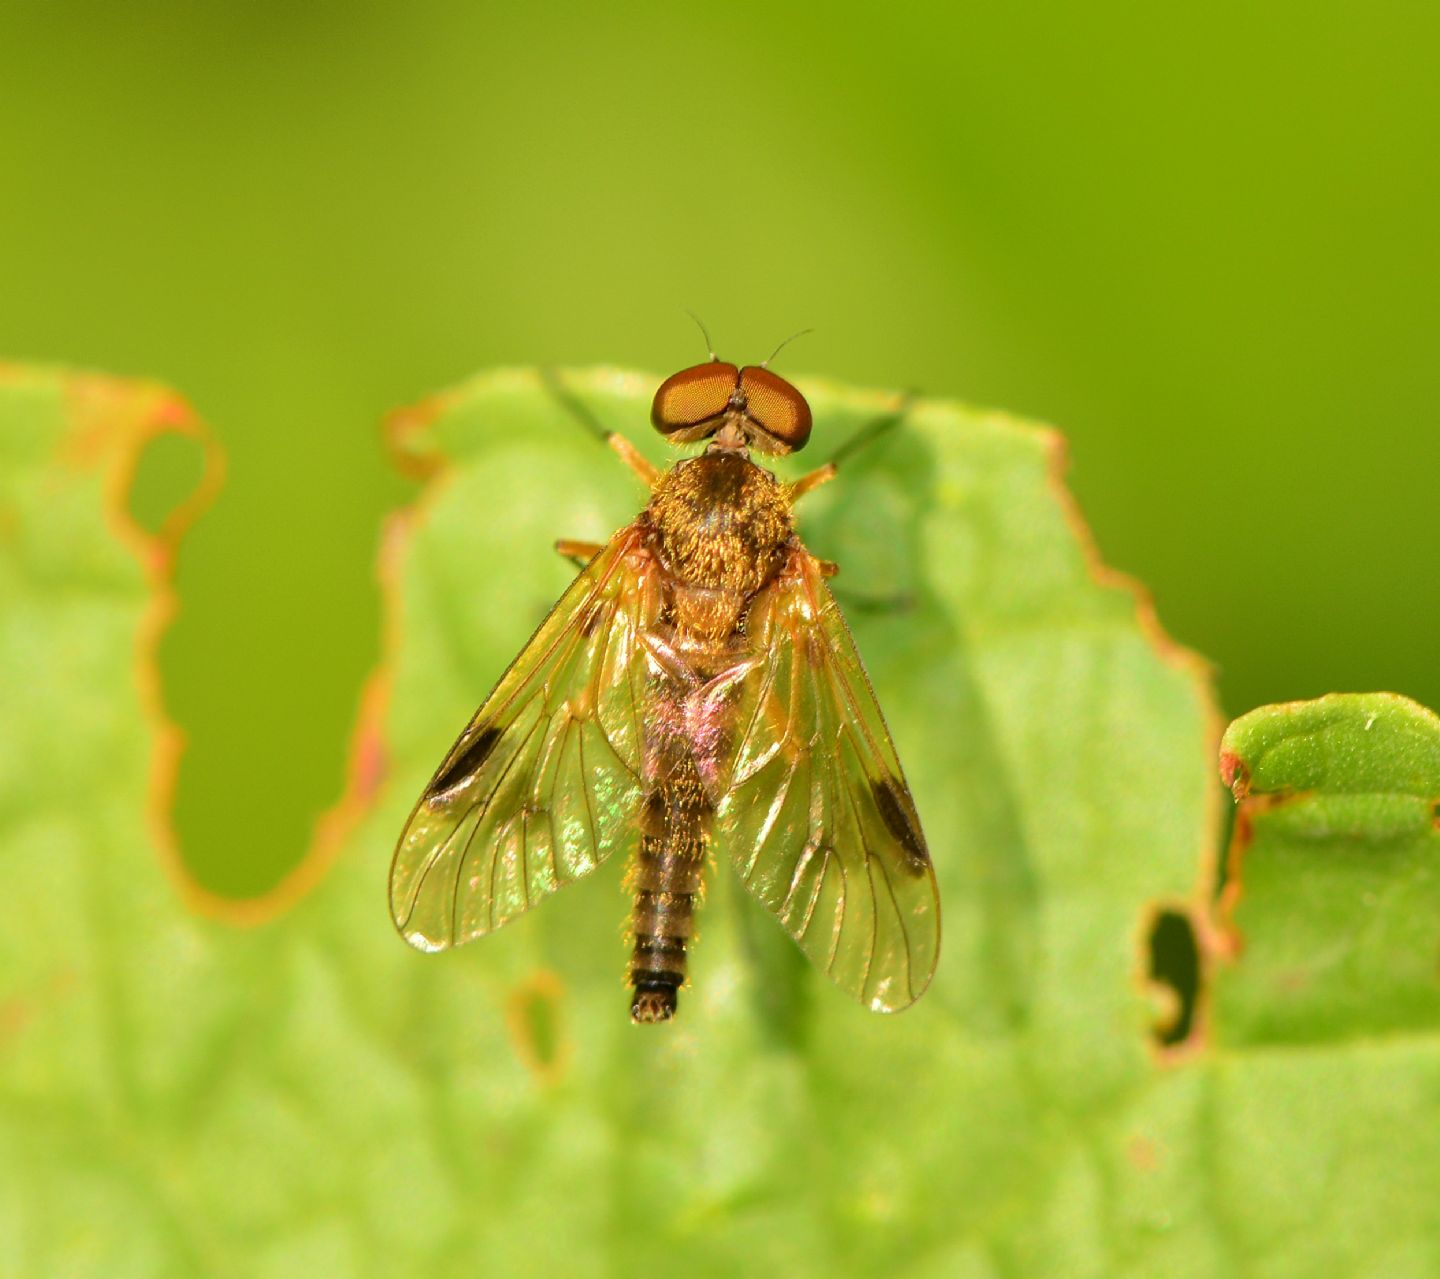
644 452 792 636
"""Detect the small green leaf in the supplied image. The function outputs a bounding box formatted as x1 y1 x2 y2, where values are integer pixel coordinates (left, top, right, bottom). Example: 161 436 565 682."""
1196 693 1440 1275
1216 693 1440 1045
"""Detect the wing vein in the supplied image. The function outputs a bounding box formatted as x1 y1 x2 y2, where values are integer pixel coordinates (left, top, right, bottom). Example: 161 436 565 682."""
708 547 937 1010
842 773 882 1000
576 726 599 878
451 715 544 942
399 805 470 931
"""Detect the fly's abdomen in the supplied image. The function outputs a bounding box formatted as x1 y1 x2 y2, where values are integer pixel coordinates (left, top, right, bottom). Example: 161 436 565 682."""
629 766 711 1023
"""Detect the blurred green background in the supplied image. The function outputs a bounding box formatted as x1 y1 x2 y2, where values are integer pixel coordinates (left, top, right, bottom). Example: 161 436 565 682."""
1 1 1436 898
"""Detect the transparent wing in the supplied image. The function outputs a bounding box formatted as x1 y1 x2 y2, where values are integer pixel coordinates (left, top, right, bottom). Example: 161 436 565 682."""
715 548 940 1011
389 525 659 951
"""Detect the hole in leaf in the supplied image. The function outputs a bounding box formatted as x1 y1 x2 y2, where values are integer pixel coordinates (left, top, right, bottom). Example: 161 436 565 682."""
1148 909 1200 1047
506 971 566 1080
127 431 207 536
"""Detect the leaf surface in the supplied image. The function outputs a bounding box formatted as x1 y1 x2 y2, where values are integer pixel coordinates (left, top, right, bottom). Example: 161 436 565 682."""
6 366 1431 1276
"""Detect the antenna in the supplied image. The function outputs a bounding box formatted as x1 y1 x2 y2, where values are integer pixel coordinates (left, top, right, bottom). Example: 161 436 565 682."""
684 310 719 362
760 327 814 368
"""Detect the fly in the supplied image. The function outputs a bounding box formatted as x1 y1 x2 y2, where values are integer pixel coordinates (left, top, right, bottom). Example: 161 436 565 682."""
388 341 940 1022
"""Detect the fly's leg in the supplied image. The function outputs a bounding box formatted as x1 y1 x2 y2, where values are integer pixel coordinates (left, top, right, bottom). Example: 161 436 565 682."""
554 539 605 569
790 394 917 608
542 367 660 489
830 586 915 615
788 394 918 511
607 434 660 486
825 395 914 468
786 462 836 504
786 395 914 506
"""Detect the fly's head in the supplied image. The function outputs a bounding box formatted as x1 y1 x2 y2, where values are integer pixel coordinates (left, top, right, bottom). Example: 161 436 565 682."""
650 359 812 457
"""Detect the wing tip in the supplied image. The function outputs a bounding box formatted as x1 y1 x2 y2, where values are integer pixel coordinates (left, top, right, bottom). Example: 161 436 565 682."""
867 973 936 1014
397 924 452 954
390 893 455 952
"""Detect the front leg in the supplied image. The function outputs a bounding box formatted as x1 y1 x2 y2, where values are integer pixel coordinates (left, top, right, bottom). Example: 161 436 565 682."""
787 397 915 506
786 462 836 505
542 367 661 489
607 435 660 487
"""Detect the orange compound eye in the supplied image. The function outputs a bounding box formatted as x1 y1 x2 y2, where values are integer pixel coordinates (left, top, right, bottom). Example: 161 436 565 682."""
738 366 812 454
650 362 740 441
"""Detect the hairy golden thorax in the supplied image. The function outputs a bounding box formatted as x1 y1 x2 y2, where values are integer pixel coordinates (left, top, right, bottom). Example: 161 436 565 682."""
642 450 793 640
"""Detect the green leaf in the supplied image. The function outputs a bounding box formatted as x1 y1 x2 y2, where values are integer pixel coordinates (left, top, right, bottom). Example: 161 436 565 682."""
6 364 1432 1276
1216 693 1440 1044
1200 693 1440 1275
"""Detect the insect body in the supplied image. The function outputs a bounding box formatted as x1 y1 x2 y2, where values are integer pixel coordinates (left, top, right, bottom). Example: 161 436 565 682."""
389 356 940 1022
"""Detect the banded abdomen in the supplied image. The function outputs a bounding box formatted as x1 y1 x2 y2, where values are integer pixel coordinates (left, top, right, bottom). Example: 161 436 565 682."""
628 755 712 1022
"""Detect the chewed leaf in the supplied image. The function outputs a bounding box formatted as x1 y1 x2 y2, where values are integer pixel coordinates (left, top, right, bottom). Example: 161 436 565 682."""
29 363 1440 1276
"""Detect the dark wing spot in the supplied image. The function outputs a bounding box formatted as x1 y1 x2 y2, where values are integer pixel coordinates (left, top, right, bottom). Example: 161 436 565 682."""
872 776 930 874
426 724 502 805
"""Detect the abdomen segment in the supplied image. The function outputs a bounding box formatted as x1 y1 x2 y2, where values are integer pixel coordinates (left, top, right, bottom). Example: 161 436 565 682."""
628 767 711 1022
